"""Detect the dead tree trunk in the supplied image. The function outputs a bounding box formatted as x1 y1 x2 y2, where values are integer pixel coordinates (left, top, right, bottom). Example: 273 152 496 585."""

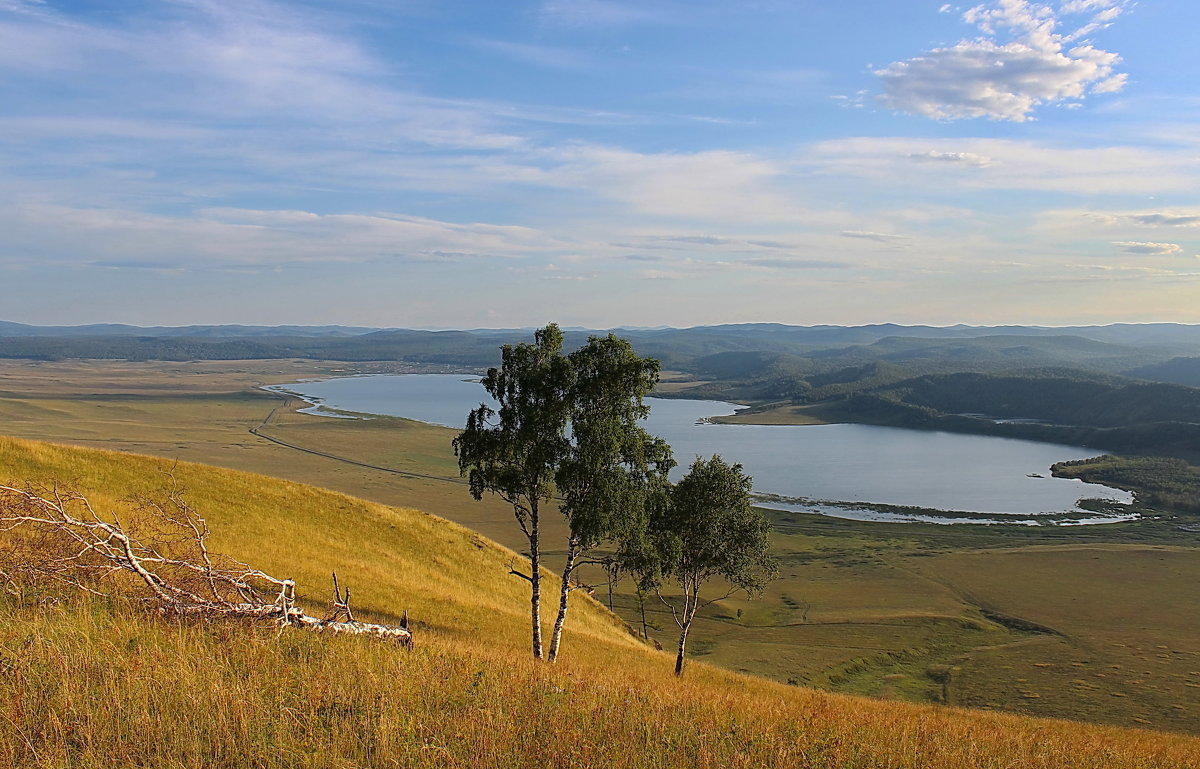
0 484 412 647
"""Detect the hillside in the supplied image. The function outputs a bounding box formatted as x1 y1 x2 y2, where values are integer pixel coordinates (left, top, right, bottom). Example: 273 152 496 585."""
3 436 1200 768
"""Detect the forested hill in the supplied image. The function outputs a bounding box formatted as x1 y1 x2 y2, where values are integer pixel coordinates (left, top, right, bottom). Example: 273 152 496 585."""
2 322 1199 376
813 374 1200 460
1129 357 1200 388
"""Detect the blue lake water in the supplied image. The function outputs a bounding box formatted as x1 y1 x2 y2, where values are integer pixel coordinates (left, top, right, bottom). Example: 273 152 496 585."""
266 374 1134 525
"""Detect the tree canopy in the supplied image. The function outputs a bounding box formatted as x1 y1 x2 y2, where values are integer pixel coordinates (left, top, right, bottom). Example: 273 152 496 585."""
455 324 674 662
647 455 775 675
546 333 674 661
454 324 573 659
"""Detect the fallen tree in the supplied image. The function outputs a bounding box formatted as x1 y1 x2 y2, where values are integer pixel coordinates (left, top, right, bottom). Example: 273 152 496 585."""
0 482 412 646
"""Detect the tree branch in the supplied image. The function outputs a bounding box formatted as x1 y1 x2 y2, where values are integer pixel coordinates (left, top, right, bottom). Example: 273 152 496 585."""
0 483 412 647
507 557 534 583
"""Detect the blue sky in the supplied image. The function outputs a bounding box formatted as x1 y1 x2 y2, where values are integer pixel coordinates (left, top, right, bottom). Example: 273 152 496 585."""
2 0 1197 328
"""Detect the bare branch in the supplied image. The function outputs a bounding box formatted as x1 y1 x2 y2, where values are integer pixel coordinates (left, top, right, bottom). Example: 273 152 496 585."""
696 585 738 612
0 483 412 647
655 587 684 629
507 556 534 583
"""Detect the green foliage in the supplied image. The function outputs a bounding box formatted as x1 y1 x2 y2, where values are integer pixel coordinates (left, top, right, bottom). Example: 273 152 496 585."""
656 456 775 594
453 324 574 659
1052 455 1200 515
454 324 573 513
640 455 776 675
454 325 677 661
1129 356 1200 388
556 334 674 552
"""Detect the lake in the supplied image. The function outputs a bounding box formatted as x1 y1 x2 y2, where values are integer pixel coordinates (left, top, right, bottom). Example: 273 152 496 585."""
266 374 1134 525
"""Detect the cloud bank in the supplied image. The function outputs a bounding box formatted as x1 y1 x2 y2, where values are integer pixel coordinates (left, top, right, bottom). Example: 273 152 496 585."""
877 0 1130 121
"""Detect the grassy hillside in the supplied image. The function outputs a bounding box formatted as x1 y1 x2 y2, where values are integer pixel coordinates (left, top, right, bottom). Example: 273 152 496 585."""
4 437 1200 768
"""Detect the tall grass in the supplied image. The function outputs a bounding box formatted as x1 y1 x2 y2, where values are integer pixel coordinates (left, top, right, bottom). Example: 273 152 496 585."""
2 435 1199 768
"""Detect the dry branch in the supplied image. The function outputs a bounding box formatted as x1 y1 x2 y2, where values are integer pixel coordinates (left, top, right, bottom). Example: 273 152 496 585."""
0 483 412 647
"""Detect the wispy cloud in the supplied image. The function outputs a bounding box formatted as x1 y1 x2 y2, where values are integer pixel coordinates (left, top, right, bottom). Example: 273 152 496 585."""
808 138 1199 196
1039 208 1200 234
876 0 1131 121
840 231 908 244
538 0 658 28
907 150 994 167
745 257 849 270
468 38 591 70
1122 212 1200 227
1113 241 1184 256
0 204 573 269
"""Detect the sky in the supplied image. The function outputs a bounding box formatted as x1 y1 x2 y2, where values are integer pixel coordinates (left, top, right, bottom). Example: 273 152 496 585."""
2 0 1198 329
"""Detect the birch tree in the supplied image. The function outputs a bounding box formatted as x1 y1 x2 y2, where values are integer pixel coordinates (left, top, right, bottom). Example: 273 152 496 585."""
546 333 673 662
652 456 774 676
453 324 572 659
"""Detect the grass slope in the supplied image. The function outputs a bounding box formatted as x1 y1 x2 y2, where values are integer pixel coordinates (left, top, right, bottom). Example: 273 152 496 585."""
3 437 1200 768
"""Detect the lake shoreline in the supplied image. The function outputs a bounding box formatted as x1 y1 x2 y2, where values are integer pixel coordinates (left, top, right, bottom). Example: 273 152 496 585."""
270 373 1135 526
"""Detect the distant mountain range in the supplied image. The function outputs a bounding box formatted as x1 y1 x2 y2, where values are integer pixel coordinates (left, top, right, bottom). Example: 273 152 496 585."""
2 320 1198 346
0 321 380 338
4 319 1200 459
1 321 1199 380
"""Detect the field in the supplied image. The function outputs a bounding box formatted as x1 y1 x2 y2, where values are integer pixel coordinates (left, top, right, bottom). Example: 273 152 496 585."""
1 359 1199 735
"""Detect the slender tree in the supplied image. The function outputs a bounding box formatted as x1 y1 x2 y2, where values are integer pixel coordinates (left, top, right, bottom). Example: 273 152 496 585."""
652 455 775 676
546 334 673 662
453 324 572 659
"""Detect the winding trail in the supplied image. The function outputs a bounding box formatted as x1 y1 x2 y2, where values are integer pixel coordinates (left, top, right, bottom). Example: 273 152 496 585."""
249 395 470 486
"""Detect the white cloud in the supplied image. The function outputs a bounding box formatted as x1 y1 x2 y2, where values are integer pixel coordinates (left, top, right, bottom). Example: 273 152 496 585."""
1037 208 1200 236
745 257 849 270
1113 241 1185 256
876 0 1131 121
637 269 685 281
0 0 528 151
541 145 795 222
907 150 994 167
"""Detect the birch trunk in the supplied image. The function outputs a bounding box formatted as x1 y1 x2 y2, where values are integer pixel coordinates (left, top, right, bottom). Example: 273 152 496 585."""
674 581 699 676
546 540 580 662
674 620 691 676
528 501 544 659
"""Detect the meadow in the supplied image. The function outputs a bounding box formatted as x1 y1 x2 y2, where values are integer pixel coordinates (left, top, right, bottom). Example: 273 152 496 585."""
1 359 1198 735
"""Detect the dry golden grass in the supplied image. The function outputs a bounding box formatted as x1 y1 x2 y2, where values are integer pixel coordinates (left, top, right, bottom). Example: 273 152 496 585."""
3 436 1200 768
6 600 1200 769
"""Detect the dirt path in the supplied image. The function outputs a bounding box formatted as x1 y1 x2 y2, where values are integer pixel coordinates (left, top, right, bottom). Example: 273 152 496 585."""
250 395 470 486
